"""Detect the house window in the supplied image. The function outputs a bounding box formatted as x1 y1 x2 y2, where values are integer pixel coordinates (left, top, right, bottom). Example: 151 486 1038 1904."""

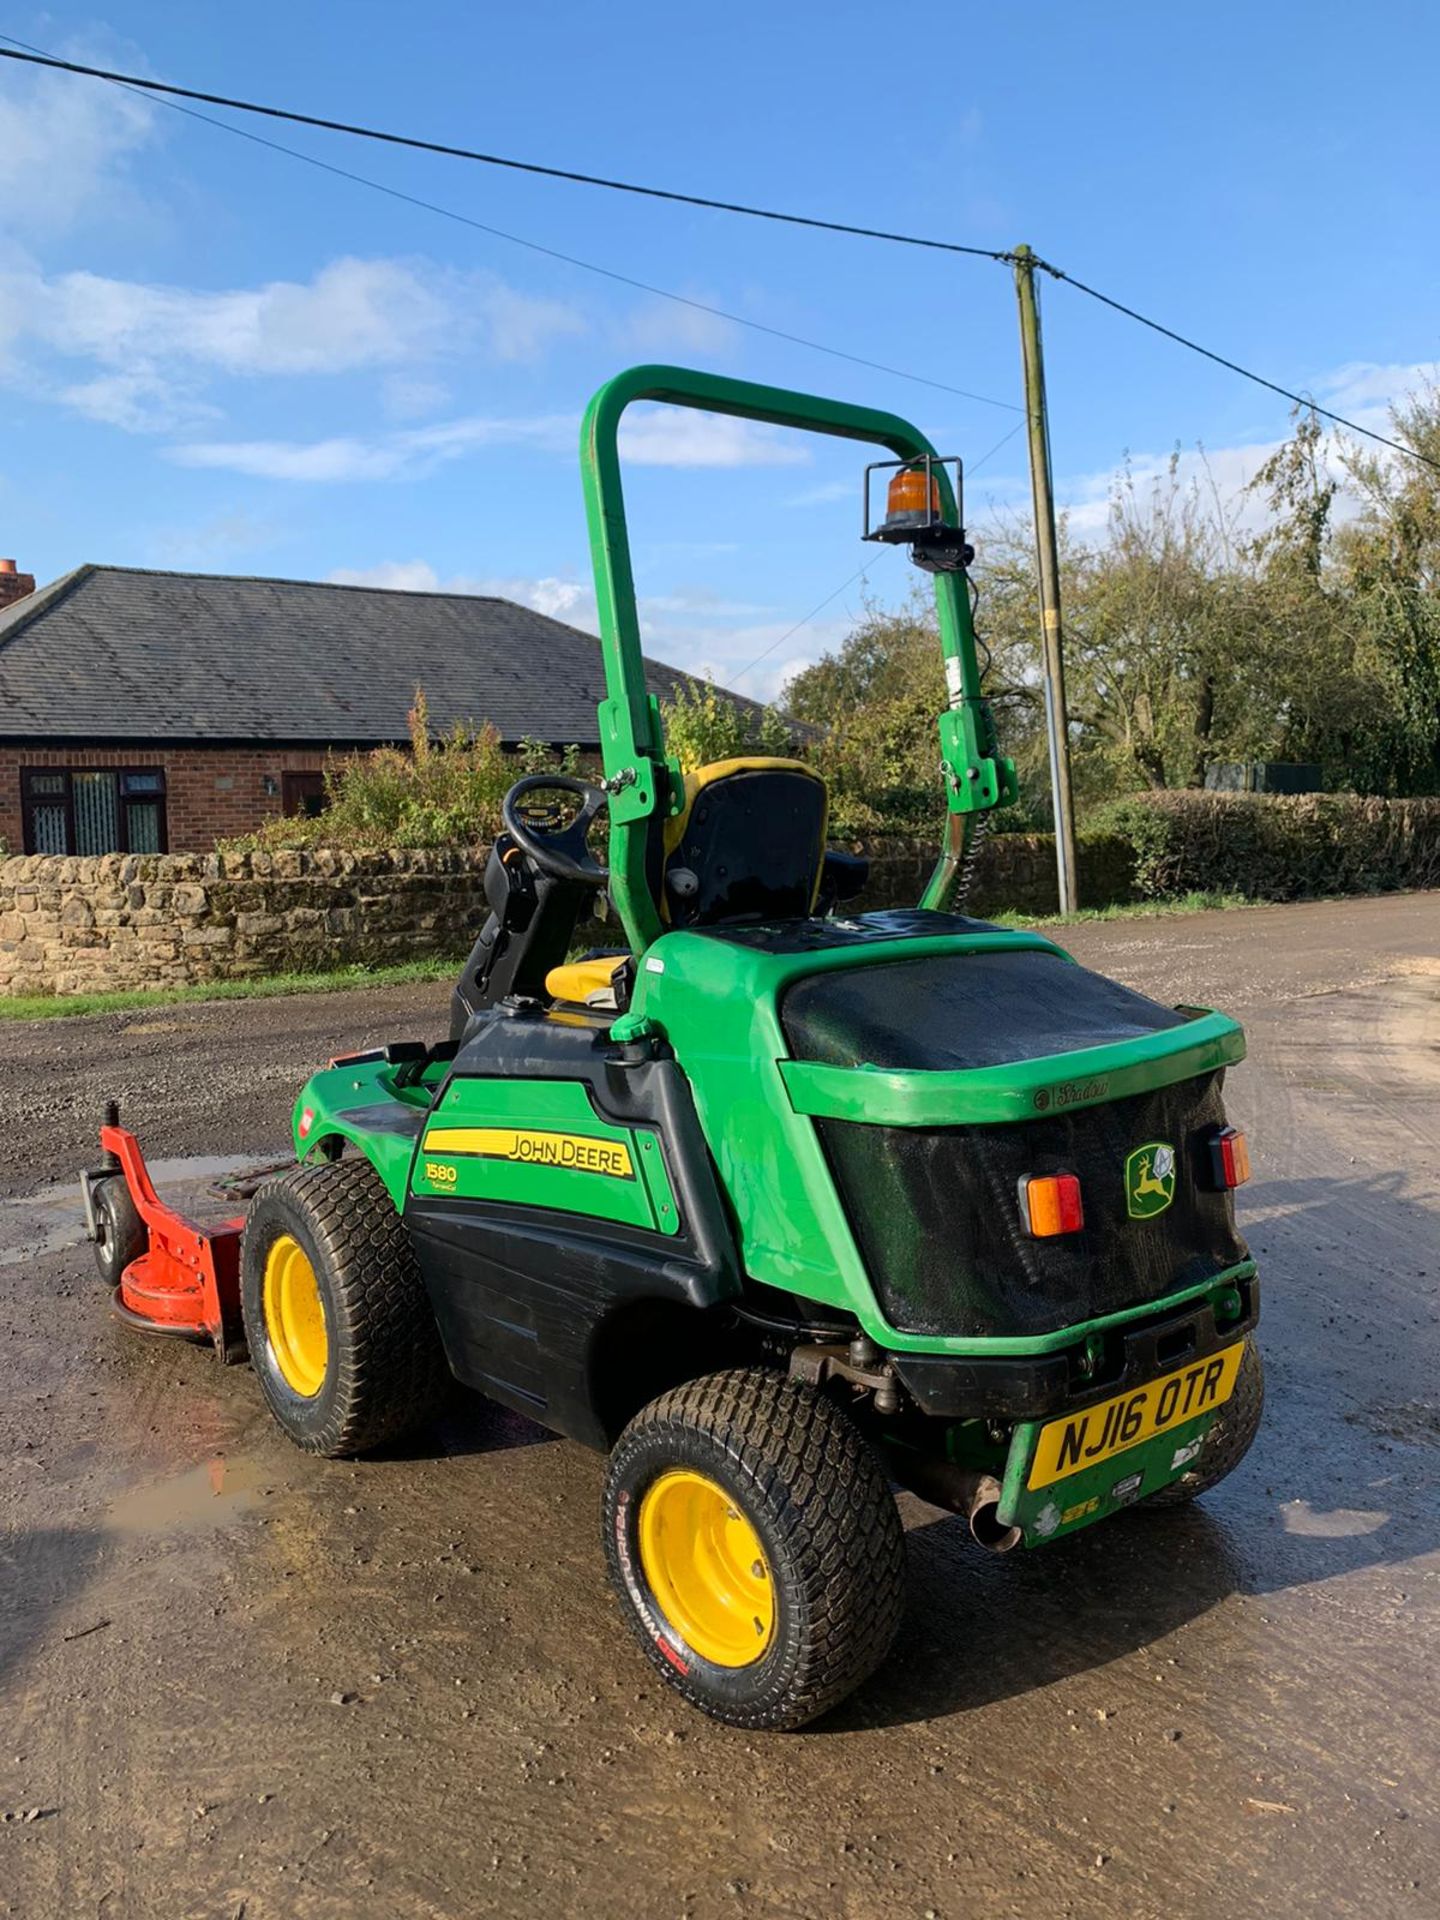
282 771 328 819
20 768 168 855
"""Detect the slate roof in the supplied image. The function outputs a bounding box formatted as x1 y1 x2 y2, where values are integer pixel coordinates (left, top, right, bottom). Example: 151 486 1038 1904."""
0 564 754 746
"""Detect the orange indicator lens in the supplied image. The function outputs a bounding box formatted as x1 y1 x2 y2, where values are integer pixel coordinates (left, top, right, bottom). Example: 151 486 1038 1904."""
1020 1173 1084 1237
1210 1127 1250 1188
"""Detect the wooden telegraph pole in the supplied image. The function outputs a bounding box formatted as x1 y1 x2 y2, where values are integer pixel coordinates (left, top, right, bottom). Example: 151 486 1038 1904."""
1012 243 1080 914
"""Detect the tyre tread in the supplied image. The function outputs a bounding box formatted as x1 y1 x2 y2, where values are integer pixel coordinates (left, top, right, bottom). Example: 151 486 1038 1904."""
1146 1335 1264 1506
605 1367 905 1729
241 1158 446 1457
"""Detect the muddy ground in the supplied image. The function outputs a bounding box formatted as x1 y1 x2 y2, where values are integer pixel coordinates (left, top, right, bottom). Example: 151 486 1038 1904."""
0 893 1436 1919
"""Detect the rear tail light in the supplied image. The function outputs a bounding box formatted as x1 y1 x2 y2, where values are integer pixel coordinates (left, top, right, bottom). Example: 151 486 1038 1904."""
1019 1172 1084 1237
297 1106 315 1141
1209 1126 1250 1189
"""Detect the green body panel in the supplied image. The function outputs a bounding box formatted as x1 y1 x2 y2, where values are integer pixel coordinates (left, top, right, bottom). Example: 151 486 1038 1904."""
412 1076 679 1235
779 1009 1246 1127
291 1057 442 1208
579 366 1016 957
618 920 1251 1355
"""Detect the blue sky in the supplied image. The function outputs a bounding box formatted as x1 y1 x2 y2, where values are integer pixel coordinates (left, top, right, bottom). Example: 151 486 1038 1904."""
2 2 1436 700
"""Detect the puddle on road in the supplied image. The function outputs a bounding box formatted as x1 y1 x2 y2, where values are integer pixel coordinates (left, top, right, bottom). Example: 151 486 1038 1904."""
107 1454 261 1535
1280 1499 1390 1539
0 1152 282 1271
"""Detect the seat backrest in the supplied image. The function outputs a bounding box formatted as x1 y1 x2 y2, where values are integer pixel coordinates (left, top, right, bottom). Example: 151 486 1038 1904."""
662 758 828 928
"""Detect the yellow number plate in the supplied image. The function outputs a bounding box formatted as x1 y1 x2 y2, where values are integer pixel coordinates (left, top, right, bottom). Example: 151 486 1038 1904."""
1028 1341 1244 1490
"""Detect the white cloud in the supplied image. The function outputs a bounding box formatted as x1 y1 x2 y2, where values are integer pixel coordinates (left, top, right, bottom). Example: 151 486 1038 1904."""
175 436 409 483
516 578 596 622
0 35 159 234
1053 358 1440 547
171 401 815 483
11 257 529 376
0 254 585 433
102 256 445 372
1315 358 1440 420
619 406 809 468
318 562 841 700
323 566 759 631
398 412 575 459
329 560 451 592
1058 439 1291 542
634 601 854 704
328 561 597 626
172 412 574 482
57 368 217 434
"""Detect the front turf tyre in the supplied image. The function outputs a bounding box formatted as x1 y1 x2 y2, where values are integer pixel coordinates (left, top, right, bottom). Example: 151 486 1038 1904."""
1146 1336 1264 1507
603 1368 906 1730
240 1158 447 1458
92 1175 145 1289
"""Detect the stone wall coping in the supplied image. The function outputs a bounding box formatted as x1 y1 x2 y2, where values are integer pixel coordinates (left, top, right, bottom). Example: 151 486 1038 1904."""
0 846 494 885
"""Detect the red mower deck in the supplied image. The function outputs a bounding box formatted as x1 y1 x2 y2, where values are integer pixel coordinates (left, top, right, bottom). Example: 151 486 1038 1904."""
82 1119 247 1359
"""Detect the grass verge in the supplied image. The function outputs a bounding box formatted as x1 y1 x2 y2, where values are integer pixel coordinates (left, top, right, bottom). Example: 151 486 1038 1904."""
0 891 1265 1021
991 890 1258 928
0 957 458 1023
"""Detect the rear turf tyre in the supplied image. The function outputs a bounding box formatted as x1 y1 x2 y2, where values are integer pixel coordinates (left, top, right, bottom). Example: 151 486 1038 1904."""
1145 1336 1264 1506
240 1158 447 1458
92 1175 145 1289
603 1368 905 1730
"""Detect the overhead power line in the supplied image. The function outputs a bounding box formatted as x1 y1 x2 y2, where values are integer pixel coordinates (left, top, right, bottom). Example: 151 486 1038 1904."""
0 41 1434 471
0 44 1010 263
0 36 1016 415
1035 263 1440 475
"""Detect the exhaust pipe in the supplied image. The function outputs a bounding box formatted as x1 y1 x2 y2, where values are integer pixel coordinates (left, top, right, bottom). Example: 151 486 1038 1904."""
886 1456 1022 1553
964 1475 1022 1555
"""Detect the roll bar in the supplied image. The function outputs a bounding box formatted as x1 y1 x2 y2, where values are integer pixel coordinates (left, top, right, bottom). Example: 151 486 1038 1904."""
579 365 1016 953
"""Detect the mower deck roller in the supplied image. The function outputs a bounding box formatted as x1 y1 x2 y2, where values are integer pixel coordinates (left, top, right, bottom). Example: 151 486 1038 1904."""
82 1108 248 1360
87 365 1263 1730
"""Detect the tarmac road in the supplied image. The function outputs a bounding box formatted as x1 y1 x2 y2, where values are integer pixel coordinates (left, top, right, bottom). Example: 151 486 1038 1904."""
0 892 1436 1920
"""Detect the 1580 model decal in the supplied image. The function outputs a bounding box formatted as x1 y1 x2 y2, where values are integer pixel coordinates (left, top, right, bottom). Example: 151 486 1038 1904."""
422 1126 635 1180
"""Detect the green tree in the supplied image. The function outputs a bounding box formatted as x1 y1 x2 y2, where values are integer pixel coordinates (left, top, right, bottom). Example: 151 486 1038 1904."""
1058 457 1267 793
1333 386 1440 792
785 581 1044 833
1244 402 1440 794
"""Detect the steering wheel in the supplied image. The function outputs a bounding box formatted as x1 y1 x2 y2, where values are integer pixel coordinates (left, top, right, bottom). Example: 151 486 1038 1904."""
501 775 609 886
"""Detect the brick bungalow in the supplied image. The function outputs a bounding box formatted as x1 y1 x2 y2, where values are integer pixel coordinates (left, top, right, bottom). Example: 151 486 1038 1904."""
0 562 719 854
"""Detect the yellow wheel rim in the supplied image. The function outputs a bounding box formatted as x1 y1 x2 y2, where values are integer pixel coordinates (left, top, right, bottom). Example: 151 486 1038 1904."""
637 1469 775 1668
261 1233 328 1398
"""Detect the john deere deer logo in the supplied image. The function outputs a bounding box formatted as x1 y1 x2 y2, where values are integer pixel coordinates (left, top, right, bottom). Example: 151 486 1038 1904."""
1125 1142 1177 1219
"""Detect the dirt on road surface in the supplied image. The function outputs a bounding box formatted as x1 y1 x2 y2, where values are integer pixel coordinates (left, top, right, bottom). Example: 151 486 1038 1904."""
1 893 1436 1919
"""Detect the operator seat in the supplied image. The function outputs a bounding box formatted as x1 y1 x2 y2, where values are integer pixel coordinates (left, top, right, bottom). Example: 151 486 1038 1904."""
660 757 829 927
543 757 829 1008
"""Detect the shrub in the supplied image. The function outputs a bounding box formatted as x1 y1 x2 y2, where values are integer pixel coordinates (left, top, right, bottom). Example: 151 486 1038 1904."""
1093 791 1440 900
223 680 807 854
659 681 795 772
221 692 572 852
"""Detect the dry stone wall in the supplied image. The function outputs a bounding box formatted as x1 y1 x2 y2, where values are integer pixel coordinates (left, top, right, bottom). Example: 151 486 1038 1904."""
0 848 493 996
0 834 1135 997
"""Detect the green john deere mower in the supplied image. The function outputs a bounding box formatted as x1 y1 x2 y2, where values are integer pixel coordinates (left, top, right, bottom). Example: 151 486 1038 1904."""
89 367 1261 1729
